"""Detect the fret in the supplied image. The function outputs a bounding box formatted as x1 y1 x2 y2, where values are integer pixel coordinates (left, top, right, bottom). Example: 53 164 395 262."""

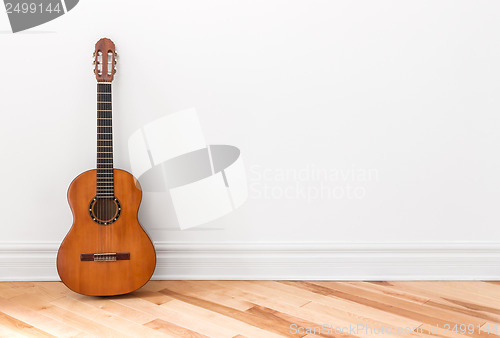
97 102 112 109
97 94 111 101
97 83 112 90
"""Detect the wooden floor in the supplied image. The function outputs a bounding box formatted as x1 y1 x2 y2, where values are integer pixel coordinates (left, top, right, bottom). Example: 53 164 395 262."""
0 281 499 337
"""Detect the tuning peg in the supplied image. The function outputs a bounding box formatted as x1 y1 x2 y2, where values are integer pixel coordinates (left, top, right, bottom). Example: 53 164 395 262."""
93 51 95 57
92 60 96 65
113 69 116 74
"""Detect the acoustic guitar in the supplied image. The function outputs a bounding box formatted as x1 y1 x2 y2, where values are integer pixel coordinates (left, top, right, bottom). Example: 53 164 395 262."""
57 38 156 296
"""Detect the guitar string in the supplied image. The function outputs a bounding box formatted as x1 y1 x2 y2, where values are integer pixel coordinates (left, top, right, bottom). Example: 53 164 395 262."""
106 78 111 252
108 78 111 257
97 81 100 257
96 54 115 258
104 81 107 255
108 70 112 257
98 80 102 256
97 79 100 257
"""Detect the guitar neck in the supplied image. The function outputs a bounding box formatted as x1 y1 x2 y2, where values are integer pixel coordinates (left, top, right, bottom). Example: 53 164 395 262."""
96 82 114 198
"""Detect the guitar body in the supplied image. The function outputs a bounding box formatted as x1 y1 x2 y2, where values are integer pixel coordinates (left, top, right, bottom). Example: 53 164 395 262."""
57 169 156 296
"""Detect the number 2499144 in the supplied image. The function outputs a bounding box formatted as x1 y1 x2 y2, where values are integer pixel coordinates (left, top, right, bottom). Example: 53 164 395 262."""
5 2 61 14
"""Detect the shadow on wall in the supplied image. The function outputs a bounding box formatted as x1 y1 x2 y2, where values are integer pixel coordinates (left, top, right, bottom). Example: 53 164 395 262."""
128 108 247 230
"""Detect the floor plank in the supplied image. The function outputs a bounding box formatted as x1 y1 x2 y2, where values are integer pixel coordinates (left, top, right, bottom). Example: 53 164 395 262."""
0 281 498 337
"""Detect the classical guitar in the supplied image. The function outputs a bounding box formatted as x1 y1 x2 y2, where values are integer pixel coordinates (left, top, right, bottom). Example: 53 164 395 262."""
57 38 156 296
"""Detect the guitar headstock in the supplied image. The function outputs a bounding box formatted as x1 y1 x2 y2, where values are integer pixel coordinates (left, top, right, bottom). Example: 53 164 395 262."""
93 38 117 82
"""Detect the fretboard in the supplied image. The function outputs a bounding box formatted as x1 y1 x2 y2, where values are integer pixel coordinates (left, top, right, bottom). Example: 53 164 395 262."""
96 83 114 198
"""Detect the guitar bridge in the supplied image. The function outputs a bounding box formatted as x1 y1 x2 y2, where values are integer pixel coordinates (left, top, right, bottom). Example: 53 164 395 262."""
80 252 130 262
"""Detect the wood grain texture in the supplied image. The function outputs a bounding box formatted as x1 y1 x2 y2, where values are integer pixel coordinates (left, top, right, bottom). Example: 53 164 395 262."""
57 169 156 296
0 281 498 337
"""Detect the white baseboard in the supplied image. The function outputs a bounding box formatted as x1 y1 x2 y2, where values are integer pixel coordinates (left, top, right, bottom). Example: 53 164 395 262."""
1 241 499 281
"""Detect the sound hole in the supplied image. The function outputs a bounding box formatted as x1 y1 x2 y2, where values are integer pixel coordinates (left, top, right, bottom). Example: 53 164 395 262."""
89 197 121 225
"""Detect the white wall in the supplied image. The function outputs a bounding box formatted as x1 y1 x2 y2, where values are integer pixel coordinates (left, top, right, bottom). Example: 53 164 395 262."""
1 0 500 280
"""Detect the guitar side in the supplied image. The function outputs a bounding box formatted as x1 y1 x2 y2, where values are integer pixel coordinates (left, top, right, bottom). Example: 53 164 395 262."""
57 169 156 296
